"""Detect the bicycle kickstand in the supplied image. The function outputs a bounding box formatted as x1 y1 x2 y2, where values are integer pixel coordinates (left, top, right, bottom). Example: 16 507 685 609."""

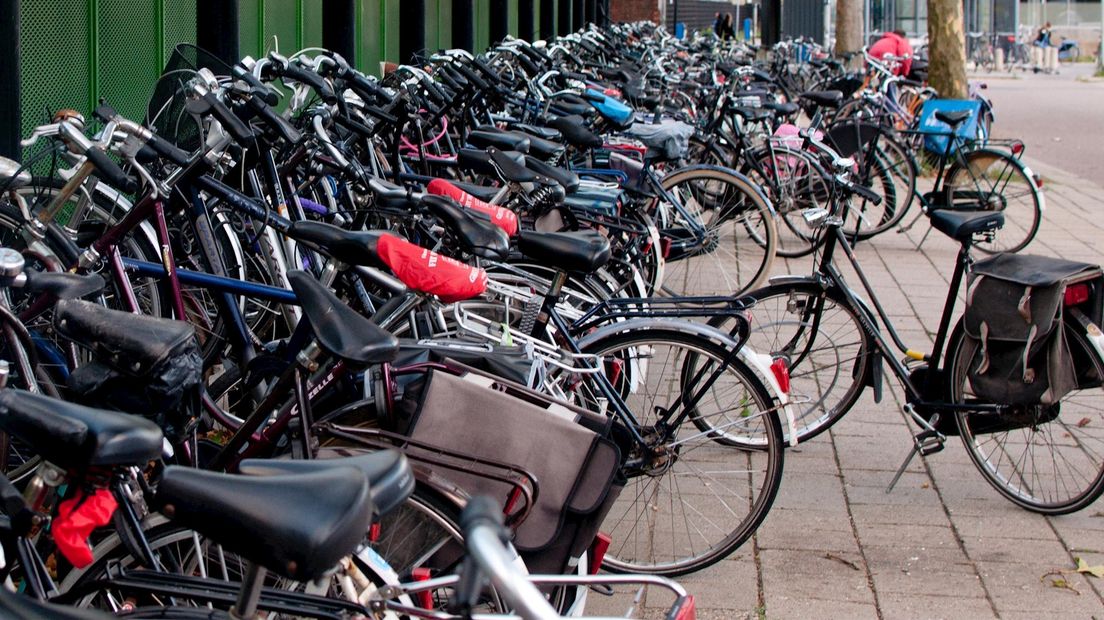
886 404 946 493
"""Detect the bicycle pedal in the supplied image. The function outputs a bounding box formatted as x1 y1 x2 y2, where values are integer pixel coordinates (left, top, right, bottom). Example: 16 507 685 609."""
913 430 945 456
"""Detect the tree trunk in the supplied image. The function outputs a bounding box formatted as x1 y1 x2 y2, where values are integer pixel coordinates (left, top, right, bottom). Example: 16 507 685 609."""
927 0 968 98
835 0 863 60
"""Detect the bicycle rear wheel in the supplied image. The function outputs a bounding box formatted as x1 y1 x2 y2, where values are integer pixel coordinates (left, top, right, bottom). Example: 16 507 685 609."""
576 329 785 576
947 321 1104 514
944 148 1042 254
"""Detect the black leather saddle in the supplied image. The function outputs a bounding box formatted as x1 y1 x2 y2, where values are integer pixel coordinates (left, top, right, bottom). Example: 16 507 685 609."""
238 449 413 520
929 209 1005 242
421 194 510 259
467 128 531 154
287 270 398 365
800 90 845 109
0 389 162 470
54 299 196 376
525 155 580 194
517 230 611 273
548 115 603 150
155 465 372 582
24 271 104 300
935 110 973 127
511 123 561 142
452 181 500 202
508 130 565 161
287 220 383 267
731 106 772 123
762 101 800 117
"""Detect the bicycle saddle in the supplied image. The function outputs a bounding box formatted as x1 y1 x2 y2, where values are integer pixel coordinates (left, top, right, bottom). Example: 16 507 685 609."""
524 155 580 194
421 193 511 259
155 465 372 582
287 270 399 366
457 148 535 183
517 230 611 273
467 128 531 154
238 449 414 520
509 123 562 142
799 90 844 109
24 271 105 300
935 110 973 127
507 129 565 161
287 220 384 267
762 101 800 117
928 209 1005 243
732 106 772 123
547 115 603 150
55 299 197 375
451 180 500 202
0 389 162 471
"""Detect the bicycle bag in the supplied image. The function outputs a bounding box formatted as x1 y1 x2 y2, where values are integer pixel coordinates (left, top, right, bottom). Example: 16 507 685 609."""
960 254 1101 406
396 364 621 575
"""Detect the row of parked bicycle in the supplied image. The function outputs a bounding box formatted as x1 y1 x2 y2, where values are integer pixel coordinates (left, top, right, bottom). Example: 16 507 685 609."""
0 18 1096 619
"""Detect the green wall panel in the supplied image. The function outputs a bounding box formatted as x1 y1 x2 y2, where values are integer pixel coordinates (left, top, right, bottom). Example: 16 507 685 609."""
357 0 382 74
508 0 518 38
474 0 490 52
381 0 401 65
425 0 440 52
437 1 452 51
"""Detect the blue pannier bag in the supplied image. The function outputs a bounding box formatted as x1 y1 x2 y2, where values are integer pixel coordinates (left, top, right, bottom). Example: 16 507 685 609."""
918 99 981 156
586 89 634 127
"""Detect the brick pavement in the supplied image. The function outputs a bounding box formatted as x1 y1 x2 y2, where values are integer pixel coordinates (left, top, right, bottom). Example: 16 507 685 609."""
590 156 1104 619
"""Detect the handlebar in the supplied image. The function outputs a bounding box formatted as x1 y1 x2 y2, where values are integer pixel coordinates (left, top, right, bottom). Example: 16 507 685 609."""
458 496 558 620
85 146 138 194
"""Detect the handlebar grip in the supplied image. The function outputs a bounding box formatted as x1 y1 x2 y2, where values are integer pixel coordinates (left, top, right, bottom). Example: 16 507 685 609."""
202 92 256 145
847 180 883 205
232 64 279 106
361 105 399 126
473 59 502 84
347 71 389 104
455 64 489 91
246 96 303 145
441 65 470 89
145 133 192 167
515 53 540 76
460 496 506 540
282 64 339 104
562 71 591 83
86 146 138 194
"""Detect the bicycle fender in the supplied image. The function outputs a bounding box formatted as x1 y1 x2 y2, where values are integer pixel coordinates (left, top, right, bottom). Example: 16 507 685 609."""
848 291 884 401
740 343 798 447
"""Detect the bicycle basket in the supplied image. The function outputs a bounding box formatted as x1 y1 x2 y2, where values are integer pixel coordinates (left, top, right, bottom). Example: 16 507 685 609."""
146 43 235 151
960 254 1101 406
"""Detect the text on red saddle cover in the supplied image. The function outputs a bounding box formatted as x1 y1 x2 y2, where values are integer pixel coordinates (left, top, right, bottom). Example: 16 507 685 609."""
377 234 487 302
426 178 519 237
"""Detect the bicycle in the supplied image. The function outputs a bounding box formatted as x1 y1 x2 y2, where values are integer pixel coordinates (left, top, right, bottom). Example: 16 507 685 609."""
711 174 1104 513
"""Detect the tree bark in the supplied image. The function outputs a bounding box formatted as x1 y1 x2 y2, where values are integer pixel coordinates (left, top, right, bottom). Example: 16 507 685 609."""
835 0 863 59
927 0 968 98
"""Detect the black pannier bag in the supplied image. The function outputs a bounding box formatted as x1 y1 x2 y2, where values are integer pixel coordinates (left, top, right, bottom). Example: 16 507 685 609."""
960 254 1102 406
394 362 622 575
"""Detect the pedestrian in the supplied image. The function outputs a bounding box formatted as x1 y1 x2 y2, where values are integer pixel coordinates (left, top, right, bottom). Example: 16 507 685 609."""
713 12 722 37
719 13 736 40
1032 22 1052 72
867 29 913 76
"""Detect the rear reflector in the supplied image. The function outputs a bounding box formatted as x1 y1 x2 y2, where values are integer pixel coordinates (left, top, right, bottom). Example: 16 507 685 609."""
770 358 791 394
1065 283 1090 307
673 594 697 620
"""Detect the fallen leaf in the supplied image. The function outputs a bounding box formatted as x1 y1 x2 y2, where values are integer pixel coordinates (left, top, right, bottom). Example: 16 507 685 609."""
1077 417 1091 427
824 552 861 571
920 482 930 489
1076 557 1104 578
1041 571 1081 594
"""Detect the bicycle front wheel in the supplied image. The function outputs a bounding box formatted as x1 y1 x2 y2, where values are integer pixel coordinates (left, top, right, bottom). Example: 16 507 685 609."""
947 320 1104 514
945 148 1042 254
655 165 777 297
577 329 785 575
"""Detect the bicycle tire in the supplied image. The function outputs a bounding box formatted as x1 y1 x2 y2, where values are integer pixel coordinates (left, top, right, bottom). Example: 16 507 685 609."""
655 165 777 297
709 280 875 445
843 135 919 239
946 320 1104 514
576 328 785 575
740 146 828 258
944 148 1042 254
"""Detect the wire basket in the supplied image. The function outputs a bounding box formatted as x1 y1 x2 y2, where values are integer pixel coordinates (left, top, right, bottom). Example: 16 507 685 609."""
146 43 234 151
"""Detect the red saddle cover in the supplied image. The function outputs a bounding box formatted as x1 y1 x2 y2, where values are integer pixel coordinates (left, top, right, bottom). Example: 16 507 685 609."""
426 178 519 237
377 234 487 303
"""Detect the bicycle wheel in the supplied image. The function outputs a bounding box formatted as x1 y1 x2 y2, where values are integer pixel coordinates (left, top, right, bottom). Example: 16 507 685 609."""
944 148 1042 254
710 280 874 445
843 135 919 239
741 146 830 258
576 328 784 575
655 165 777 297
946 321 1104 514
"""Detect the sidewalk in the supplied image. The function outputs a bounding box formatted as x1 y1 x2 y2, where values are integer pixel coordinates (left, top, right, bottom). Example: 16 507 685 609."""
593 158 1104 619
